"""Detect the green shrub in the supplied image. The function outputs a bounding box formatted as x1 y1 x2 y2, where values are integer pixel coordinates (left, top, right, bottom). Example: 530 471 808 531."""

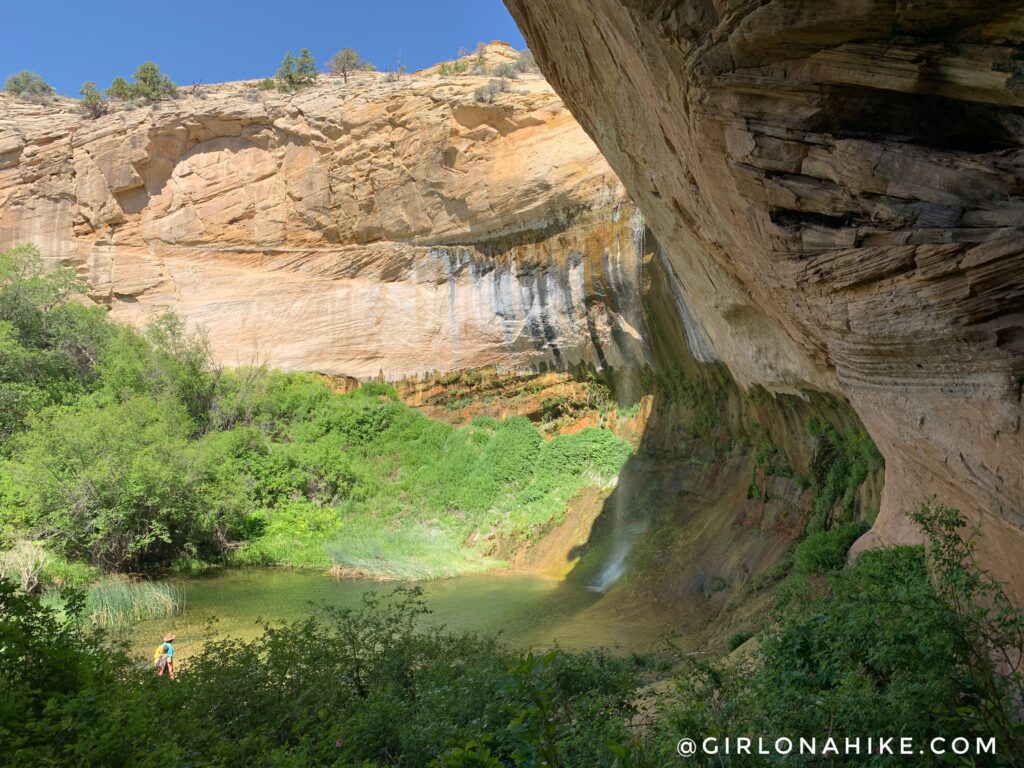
492 62 518 79
169 555 212 575
6 396 202 570
0 245 111 441
106 76 133 100
328 48 372 83
616 401 642 419
806 417 884 531
755 553 793 586
105 63 176 102
356 380 398 400
130 62 176 100
658 522 1024 766
455 416 542 511
231 501 341 568
3 70 54 102
792 521 869 574
78 81 106 117
40 553 99 590
438 59 470 77
0 243 632 579
275 48 317 91
0 584 645 766
256 76 276 90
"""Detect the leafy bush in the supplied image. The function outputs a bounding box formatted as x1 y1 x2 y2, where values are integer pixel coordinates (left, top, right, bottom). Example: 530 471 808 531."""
0 245 110 441
357 380 399 400
792 521 869 574
438 59 470 77
657 505 1024 766
3 70 54 102
275 49 317 91
0 579 124 760
106 76 133 100
5 396 202 570
493 62 518 79
0 584 646 766
40 553 99 590
78 81 106 117
328 48 372 83
97 312 217 429
130 61 176 100
105 62 176 101
232 501 342 568
806 416 884 531
473 78 509 103
0 243 632 578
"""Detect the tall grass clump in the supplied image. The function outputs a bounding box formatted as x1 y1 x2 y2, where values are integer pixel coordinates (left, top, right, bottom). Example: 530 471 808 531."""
83 576 184 628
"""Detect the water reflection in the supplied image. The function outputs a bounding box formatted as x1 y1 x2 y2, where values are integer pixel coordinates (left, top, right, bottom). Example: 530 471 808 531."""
128 568 673 660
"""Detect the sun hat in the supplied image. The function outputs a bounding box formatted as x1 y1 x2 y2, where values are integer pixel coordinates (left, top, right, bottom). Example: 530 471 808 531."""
163 633 175 642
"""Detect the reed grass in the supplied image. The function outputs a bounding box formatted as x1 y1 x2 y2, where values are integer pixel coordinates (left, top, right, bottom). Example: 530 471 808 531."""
83 575 184 628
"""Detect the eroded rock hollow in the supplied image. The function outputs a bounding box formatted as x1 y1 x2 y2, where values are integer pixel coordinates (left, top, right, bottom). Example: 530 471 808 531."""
503 1 1024 592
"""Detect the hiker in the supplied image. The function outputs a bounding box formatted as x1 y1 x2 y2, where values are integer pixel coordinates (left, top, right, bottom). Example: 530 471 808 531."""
154 633 176 680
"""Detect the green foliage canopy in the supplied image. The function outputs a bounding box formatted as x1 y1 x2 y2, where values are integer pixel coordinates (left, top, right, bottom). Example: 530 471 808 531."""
328 48 371 83
0 244 631 576
105 62 176 101
3 70 53 101
276 48 318 91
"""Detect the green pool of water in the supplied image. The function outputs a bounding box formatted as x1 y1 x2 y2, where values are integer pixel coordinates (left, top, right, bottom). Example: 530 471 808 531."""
128 568 674 659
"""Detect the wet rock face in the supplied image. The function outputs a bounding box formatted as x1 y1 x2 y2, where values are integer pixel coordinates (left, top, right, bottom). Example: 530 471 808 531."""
0 43 645 378
504 1 1024 592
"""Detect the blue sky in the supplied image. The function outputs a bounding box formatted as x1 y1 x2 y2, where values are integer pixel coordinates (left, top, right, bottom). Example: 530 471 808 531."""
2 1 527 96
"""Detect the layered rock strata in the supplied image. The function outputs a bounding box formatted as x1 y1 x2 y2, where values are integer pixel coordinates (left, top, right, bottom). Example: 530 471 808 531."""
504 1 1024 593
0 43 645 378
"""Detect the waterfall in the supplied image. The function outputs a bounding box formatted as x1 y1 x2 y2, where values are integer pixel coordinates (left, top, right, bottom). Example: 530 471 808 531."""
629 207 645 258
586 210 649 594
587 474 645 593
587 522 645 593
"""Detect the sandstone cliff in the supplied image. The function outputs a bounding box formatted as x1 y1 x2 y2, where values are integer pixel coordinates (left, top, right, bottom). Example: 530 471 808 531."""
504 2 1024 593
0 43 644 378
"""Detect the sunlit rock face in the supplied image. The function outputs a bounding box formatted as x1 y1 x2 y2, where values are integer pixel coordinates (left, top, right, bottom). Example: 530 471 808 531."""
504 1 1024 593
0 43 646 379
